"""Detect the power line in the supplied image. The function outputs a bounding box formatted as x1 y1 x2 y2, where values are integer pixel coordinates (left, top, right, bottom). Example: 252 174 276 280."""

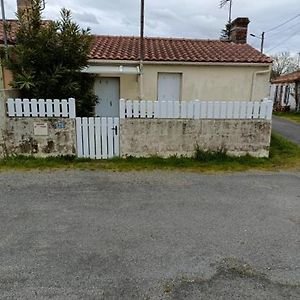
267 20 300 36
266 14 300 33
266 28 300 52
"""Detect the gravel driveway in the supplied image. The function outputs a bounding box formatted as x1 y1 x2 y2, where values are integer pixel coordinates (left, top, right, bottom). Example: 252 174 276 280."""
0 170 300 299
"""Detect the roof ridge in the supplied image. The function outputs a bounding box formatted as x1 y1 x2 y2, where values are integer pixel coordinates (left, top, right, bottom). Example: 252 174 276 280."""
92 34 225 43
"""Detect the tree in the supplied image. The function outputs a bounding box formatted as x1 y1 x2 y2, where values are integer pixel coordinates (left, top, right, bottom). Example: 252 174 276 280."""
219 0 233 40
3 0 97 116
220 22 231 40
271 52 299 79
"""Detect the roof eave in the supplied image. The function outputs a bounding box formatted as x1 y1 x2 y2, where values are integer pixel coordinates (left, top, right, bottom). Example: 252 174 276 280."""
88 59 272 67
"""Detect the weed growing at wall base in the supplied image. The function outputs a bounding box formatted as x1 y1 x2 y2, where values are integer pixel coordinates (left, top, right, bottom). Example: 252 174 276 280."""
0 134 299 172
194 145 229 162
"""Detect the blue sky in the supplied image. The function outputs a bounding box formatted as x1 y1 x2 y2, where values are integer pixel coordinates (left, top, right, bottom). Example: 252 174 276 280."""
4 0 300 56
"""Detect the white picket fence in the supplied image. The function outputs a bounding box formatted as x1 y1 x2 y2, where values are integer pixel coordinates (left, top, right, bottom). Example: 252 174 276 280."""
7 98 76 118
120 99 273 120
76 117 119 159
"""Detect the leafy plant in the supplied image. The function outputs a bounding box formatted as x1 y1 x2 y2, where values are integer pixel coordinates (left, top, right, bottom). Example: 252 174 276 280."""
3 0 97 116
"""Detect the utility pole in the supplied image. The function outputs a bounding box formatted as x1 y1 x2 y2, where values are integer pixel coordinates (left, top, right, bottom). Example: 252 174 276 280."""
261 32 265 54
297 52 300 68
139 0 145 100
140 0 144 62
250 31 265 54
0 0 8 53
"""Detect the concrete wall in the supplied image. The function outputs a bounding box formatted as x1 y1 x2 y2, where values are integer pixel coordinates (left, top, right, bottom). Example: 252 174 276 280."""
0 88 20 158
1 118 76 157
93 63 271 102
120 119 272 158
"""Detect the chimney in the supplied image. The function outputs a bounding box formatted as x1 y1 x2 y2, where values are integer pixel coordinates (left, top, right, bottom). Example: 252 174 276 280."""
17 0 32 13
229 17 250 44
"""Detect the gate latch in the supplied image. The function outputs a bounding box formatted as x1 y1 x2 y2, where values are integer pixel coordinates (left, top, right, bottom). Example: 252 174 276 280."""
112 126 118 135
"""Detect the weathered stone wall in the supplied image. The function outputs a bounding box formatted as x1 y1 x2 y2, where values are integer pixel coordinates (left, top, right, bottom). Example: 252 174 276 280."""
2 118 76 157
0 89 21 158
120 119 272 158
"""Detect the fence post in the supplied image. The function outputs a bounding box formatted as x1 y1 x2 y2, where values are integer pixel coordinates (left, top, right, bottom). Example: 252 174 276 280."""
68 98 76 118
120 99 125 118
266 100 273 120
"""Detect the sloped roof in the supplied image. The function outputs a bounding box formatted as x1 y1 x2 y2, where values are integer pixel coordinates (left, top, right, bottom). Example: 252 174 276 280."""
0 19 272 64
89 35 272 64
272 70 300 84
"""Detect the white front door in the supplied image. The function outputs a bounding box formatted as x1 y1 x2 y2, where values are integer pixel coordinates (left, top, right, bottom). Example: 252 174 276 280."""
95 77 120 117
158 73 182 101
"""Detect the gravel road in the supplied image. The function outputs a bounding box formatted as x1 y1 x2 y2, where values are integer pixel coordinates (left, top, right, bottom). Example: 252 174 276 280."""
0 170 299 299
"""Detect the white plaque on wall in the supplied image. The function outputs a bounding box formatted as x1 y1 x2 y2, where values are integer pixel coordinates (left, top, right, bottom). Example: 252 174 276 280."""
34 122 48 136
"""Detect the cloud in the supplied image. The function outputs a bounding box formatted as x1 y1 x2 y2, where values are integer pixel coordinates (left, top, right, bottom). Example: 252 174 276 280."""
4 0 300 55
73 12 99 25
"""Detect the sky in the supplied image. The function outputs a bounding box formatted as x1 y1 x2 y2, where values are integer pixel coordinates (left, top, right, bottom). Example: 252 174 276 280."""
4 0 300 56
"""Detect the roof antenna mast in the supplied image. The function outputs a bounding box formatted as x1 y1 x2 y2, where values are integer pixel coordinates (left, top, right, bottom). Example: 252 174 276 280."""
220 0 233 24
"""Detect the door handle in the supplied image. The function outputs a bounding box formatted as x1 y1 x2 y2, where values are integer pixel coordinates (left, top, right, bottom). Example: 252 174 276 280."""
112 126 118 135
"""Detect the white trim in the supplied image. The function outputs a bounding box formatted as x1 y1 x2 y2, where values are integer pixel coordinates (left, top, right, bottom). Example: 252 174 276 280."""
82 65 140 74
250 67 271 101
88 59 271 68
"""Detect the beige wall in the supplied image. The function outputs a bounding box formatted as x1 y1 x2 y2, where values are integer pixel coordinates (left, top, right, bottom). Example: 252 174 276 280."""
95 63 271 102
142 64 271 101
94 74 139 100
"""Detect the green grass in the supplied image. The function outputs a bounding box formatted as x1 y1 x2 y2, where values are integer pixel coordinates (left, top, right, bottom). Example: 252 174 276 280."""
0 133 300 172
274 111 300 124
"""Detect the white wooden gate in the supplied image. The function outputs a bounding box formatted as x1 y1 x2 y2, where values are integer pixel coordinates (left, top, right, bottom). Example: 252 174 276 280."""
76 117 119 159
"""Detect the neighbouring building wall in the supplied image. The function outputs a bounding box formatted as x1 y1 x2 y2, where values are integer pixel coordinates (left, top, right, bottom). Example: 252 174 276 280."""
270 83 297 110
1 118 76 157
141 64 271 101
120 119 272 158
3 67 13 90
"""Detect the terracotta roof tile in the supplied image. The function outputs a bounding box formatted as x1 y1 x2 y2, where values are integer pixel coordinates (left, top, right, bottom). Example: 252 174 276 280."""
1 20 272 64
90 35 272 64
272 70 300 84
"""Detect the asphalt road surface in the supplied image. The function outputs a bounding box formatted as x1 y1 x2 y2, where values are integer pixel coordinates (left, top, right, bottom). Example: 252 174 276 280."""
0 170 300 299
272 116 300 145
